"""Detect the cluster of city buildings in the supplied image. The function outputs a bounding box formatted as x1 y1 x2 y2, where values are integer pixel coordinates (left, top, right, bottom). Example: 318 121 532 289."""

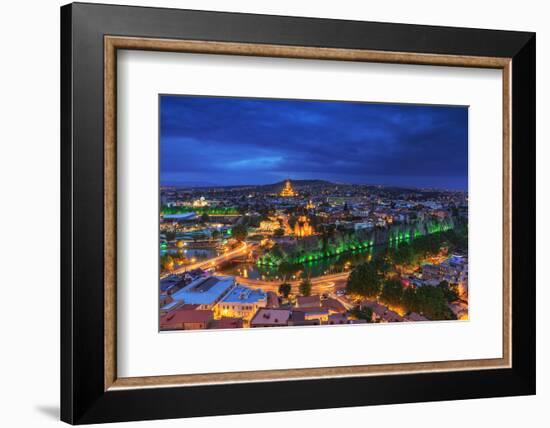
360 300 428 323
420 254 468 297
160 273 260 330
160 180 467 233
160 272 365 331
158 181 466 271
159 179 468 329
159 272 450 330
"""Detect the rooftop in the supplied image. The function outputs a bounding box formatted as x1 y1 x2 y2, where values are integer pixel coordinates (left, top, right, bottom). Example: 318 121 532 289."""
361 300 403 321
446 254 468 266
296 295 321 308
160 300 182 311
327 313 348 324
221 284 267 304
322 297 347 313
293 307 329 316
406 312 429 322
162 212 197 220
250 308 291 326
171 275 235 305
210 317 244 329
288 311 320 326
160 275 184 292
266 291 279 308
160 309 213 327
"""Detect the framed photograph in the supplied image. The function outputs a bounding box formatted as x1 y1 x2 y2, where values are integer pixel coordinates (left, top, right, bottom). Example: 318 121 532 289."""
61 2 535 424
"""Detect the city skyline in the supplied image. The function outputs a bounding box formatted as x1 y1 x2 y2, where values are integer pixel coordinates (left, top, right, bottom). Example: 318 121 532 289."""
160 95 468 190
159 96 469 330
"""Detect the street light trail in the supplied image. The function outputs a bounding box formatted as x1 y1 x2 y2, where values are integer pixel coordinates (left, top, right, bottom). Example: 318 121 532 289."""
160 241 250 279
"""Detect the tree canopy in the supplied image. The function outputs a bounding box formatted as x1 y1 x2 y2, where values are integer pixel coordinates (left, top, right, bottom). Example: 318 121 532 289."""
299 278 312 297
160 254 174 271
232 224 248 242
438 280 459 302
391 242 417 266
403 285 455 320
278 283 292 299
346 262 382 299
350 305 373 322
379 278 404 307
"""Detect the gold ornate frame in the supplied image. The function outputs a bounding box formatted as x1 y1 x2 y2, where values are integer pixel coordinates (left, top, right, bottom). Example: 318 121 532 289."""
103 36 512 391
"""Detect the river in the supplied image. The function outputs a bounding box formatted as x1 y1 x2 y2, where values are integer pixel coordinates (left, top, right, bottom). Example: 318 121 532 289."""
219 245 387 280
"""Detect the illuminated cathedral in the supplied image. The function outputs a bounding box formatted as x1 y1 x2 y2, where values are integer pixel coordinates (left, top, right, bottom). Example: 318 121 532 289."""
279 179 297 197
294 215 314 237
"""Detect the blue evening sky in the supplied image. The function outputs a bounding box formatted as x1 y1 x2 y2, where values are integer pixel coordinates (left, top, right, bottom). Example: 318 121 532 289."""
160 95 468 190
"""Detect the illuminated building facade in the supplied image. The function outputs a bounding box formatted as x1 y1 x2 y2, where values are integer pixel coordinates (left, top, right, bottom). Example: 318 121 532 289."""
259 219 281 232
294 215 314 237
305 200 315 209
279 179 297 197
179 196 210 207
218 285 268 323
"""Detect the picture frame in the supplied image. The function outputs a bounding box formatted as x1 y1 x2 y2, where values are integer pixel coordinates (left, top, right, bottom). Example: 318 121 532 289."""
61 2 535 424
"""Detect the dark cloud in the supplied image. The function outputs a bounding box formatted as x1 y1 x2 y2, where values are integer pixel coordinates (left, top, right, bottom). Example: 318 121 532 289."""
160 95 468 190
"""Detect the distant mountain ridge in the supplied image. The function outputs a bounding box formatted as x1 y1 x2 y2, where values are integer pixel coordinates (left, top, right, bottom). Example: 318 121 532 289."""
164 179 337 190
162 179 462 193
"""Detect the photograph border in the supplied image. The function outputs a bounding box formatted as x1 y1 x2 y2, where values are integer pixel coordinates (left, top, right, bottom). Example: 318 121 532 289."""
61 3 534 424
156 91 472 337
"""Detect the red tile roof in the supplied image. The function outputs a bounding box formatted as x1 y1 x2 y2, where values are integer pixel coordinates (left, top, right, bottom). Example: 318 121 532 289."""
296 295 321 308
210 317 244 329
266 291 280 308
250 308 291 326
179 304 200 311
160 309 213 327
322 298 347 313
406 312 429 322
327 313 348 324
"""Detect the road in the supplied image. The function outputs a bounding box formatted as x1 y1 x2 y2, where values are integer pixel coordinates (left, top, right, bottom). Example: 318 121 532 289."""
235 271 351 295
161 243 352 299
160 241 251 279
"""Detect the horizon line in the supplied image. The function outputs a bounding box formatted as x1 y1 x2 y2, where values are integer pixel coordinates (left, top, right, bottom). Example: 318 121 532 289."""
160 180 468 192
